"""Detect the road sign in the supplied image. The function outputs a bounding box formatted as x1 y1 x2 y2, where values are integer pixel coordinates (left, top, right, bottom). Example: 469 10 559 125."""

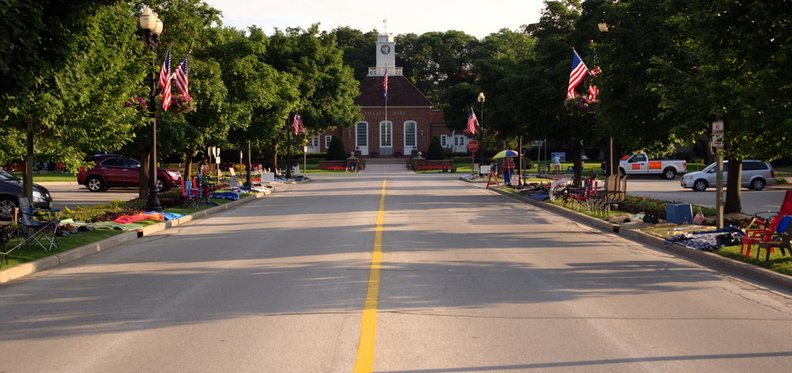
467 140 479 153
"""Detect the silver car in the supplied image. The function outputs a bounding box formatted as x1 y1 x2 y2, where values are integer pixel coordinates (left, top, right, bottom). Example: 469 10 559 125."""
680 160 777 191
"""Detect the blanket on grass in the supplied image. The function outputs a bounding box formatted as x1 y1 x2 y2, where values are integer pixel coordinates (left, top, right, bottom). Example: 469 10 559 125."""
663 226 743 252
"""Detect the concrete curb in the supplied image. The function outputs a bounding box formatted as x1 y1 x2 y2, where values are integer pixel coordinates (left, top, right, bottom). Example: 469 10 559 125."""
486 185 792 290
0 189 274 284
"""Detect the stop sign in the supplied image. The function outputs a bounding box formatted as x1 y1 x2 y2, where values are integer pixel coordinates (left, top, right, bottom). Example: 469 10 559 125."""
467 140 479 152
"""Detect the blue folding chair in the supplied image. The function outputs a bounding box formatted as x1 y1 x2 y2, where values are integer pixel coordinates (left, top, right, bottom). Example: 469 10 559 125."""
18 197 60 251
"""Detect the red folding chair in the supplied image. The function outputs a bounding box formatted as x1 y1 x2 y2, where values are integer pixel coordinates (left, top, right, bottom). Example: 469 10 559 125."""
741 190 792 257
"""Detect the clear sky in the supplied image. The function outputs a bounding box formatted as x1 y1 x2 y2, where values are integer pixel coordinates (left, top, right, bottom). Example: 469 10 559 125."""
206 0 547 39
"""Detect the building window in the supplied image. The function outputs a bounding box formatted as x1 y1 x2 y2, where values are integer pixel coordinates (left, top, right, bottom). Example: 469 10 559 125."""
309 136 319 148
404 121 417 147
441 135 448 147
380 121 392 147
325 135 332 149
356 122 368 147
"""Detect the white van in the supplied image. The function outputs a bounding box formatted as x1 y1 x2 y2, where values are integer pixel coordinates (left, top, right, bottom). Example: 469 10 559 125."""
680 160 776 191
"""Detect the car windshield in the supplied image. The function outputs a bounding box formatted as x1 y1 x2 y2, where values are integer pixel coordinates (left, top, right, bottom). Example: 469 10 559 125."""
0 169 20 181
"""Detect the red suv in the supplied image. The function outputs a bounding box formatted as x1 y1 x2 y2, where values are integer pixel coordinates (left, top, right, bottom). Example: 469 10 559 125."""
77 156 181 192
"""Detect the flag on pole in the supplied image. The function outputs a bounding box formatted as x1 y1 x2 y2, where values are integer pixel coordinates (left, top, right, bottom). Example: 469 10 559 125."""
467 108 478 135
383 72 389 102
159 47 171 90
588 66 601 102
174 50 191 96
292 113 302 135
159 47 172 111
567 49 589 99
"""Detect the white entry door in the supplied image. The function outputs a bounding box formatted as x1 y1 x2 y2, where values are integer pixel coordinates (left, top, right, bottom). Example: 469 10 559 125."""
356 122 368 156
404 121 417 156
380 121 393 156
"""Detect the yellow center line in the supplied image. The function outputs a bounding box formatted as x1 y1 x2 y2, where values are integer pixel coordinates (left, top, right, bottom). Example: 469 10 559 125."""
353 179 387 373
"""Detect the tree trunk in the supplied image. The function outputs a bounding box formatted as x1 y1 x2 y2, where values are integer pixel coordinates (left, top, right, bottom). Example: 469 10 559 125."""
725 158 743 214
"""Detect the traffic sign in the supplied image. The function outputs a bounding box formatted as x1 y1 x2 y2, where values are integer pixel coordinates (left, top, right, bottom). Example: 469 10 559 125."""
467 140 479 153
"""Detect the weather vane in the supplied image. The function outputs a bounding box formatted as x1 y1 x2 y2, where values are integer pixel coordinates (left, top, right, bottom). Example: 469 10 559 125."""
383 18 387 34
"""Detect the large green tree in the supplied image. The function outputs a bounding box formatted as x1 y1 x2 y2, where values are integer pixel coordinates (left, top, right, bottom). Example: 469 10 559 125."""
0 0 144 171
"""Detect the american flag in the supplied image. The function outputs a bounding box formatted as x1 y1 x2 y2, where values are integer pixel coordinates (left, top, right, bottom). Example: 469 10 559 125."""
383 73 389 102
467 108 478 135
292 113 303 135
567 49 589 99
159 48 172 111
174 51 191 96
588 66 601 102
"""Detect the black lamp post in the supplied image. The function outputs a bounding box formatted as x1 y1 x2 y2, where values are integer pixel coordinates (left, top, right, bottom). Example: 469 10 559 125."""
477 92 486 168
139 7 163 212
597 22 614 177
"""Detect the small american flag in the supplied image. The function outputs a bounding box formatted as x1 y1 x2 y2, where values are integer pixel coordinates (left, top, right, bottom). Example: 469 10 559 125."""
588 66 601 102
159 48 172 111
567 49 589 99
467 108 478 135
174 50 191 96
292 113 303 135
383 73 388 102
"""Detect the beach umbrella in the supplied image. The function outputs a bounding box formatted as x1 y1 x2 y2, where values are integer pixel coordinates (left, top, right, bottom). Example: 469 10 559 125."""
493 149 519 158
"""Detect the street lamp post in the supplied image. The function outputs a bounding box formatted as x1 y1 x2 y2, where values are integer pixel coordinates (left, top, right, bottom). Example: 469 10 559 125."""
477 92 486 169
597 22 615 177
139 7 164 212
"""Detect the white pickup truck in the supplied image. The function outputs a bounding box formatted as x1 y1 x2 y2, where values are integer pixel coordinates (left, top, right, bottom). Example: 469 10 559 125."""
603 152 687 179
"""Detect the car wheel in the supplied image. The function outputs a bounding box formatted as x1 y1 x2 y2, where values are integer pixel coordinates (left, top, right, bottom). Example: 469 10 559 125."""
0 196 18 221
692 179 708 191
751 178 766 191
662 168 676 180
156 177 167 192
618 167 627 176
86 176 105 192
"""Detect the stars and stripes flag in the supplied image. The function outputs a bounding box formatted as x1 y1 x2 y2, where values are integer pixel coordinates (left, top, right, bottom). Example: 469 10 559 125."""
567 49 590 99
588 66 601 102
292 113 303 135
383 72 389 102
174 50 191 96
159 47 172 111
467 108 479 135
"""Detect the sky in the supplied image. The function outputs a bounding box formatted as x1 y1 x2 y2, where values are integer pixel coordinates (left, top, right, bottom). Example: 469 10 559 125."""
206 0 548 39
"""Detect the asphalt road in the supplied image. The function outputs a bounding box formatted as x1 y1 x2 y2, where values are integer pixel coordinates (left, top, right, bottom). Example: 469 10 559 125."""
44 176 789 216
3 172 792 372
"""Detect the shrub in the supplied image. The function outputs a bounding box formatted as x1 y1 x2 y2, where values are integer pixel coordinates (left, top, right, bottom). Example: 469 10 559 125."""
326 136 348 160
425 137 445 160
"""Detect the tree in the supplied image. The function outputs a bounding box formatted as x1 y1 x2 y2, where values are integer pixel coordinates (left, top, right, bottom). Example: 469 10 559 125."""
332 26 378 81
425 137 445 160
0 0 145 172
326 136 347 160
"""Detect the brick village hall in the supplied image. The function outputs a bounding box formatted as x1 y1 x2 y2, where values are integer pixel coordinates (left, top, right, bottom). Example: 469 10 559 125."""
309 32 472 157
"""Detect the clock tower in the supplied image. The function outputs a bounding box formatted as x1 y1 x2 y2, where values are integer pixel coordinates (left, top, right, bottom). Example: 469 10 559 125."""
375 33 396 76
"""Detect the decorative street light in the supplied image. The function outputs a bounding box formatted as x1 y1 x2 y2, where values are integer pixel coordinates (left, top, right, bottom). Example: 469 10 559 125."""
139 7 164 212
477 92 486 168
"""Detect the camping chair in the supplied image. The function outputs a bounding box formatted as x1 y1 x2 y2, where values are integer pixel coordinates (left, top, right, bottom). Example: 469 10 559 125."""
754 216 792 261
181 178 201 209
18 197 60 251
741 190 792 256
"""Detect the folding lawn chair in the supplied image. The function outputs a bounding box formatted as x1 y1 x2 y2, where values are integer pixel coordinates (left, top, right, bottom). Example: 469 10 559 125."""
741 190 792 257
181 178 201 209
18 197 60 251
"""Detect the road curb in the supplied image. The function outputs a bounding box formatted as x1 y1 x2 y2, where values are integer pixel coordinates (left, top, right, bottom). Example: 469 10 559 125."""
0 189 273 284
485 185 792 290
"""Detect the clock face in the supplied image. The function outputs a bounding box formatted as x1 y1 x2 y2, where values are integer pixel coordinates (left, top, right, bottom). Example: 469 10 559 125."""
380 45 391 55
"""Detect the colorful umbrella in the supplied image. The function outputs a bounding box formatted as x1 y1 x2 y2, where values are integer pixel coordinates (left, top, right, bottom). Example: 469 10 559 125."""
493 149 519 158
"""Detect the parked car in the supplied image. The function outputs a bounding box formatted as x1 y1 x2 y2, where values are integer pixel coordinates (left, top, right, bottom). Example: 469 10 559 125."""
680 160 776 191
77 156 181 192
601 152 687 179
0 169 54 220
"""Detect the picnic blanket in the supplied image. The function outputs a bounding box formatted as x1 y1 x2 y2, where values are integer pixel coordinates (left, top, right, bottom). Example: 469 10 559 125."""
664 226 744 252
